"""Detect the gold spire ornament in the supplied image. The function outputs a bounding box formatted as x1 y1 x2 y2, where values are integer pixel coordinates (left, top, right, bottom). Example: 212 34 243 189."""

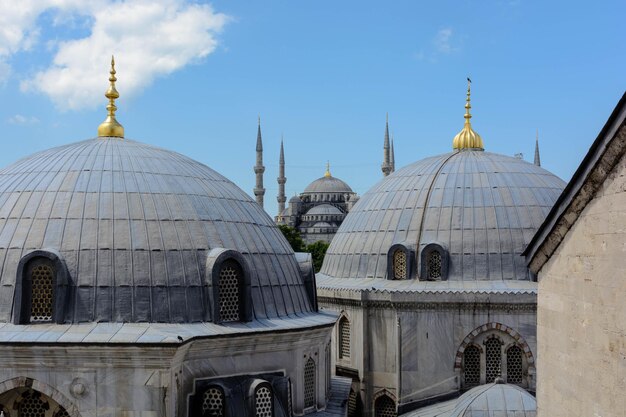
97 56 124 138
452 78 483 150
324 161 331 177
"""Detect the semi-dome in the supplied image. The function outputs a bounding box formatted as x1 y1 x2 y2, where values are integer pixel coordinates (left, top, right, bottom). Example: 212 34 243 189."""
0 138 314 324
320 150 565 281
450 380 536 417
305 204 343 215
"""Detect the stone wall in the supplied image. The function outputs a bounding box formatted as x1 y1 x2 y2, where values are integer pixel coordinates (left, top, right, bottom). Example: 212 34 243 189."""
537 152 626 417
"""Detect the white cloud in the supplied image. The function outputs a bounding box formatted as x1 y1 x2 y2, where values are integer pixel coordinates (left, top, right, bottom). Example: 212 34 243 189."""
0 0 229 110
433 28 454 54
7 114 40 125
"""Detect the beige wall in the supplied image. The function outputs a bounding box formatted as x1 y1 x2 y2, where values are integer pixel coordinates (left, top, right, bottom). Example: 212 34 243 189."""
537 152 626 417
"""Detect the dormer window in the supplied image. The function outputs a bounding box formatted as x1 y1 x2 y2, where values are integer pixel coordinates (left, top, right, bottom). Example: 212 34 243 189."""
205 249 253 324
386 244 413 280
30 263 55 322
420 243 449 281
218 261 243 322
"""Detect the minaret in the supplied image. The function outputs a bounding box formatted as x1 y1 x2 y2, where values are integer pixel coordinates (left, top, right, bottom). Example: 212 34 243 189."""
97 56 124 138
390 134 396 173
277 138 287 215
381 113 391 176
253 117 266 208
534 129 541 167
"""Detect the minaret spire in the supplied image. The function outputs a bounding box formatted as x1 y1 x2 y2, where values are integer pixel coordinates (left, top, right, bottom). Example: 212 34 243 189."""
277 137 287 215
97 56 124 138
390 134 396 173
382 113 391 176
253 116 266 208
534 129 541 167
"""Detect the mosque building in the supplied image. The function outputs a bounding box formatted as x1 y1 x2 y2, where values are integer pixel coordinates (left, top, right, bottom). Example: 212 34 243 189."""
257 115 398 245
315 80 565 416
0 58 349 417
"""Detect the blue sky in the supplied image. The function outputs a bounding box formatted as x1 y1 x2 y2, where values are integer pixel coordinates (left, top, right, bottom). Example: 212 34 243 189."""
0 0 624 217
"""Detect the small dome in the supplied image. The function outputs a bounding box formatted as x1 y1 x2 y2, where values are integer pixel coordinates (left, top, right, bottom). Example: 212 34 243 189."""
303 175 353 194
0 138 313 324
321 150 565 281
305 204 343 216
450 382 536 417
289 195 301 203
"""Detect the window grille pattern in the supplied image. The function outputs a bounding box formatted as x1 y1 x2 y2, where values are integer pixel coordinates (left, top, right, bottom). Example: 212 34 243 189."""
30 264 54 322
219 265 240 322
287 381 293 417
507 345 523 385
392 250 407 280
54 408 70 417
485 338 502 383
255 386 272 417
374 395 396 417
348 389 358 417
427 251 442 280
19 392 47 417
463 345 481 387
339 317 350 359
201 387 224 416
304 358 316 408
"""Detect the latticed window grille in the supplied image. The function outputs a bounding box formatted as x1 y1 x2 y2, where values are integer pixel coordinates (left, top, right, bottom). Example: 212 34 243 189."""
254 386 273 417
201 387 224 416
485 338 502 383
374 395 396 417
347 389 358 417
218 264 241 322
304 358 316 408
506 345 523 385
18 391 47 417
427 251 442 280
392 250 407 280
54 408 70 417
287 381 293 417
30 264 54 322
463 345 481 387
339 317 351 359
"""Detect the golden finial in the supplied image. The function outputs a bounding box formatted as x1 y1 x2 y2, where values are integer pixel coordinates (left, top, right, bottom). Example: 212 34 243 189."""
97 56 124 138
324 161 331 177
452 77 483 150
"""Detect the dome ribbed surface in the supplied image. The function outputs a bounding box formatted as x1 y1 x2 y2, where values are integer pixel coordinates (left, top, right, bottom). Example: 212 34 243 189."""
320 150 565 281
303 176 353 194
450 383 536 416
0 138 312 323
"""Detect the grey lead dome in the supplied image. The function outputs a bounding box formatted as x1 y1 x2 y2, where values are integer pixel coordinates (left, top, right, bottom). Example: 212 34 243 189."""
320 150 566 281
0 138 313 323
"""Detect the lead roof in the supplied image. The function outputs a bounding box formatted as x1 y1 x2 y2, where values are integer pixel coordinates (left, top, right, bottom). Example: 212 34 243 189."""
0 138 313 324
321 150 565 281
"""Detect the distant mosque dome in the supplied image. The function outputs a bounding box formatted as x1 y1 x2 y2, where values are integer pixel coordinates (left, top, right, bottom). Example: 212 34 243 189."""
303 175 353 195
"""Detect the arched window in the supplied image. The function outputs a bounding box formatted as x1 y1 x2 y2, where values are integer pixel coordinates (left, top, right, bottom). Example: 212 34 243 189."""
254 385 273 417
29 263 55 322
392 250 407 280
218 260 243 322
485 337 502 383
304 358 316 409
426 251 442 280
506 345 523 385
201 386 224 417
348 389 357 417
463 345 481 387
339 317 351 359
374 394 396 417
